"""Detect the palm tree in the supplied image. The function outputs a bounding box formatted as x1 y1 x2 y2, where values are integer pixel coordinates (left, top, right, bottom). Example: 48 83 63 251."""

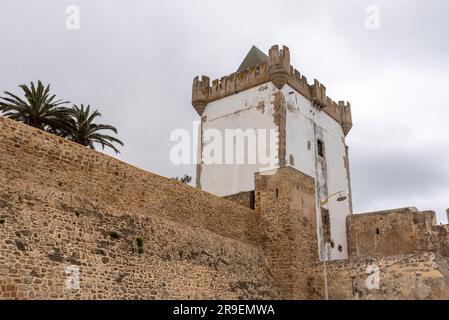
0 80 70 132
65 104 124 154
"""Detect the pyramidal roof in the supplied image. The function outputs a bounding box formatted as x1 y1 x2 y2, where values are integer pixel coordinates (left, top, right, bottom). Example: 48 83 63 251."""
237 46 269 72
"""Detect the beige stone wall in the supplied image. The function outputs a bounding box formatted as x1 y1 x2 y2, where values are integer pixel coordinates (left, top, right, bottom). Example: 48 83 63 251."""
319 252 449 300
2 116 449 300
255 166 322 299
0 116 279 300
347 207 449 259
223 191 254 209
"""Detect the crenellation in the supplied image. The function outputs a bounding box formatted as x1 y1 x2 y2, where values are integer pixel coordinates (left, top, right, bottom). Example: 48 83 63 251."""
193 75 210 89
191 45 352 136
223 74 236 95
192 75 210 115
311 79 327 109
295 69 308 88
268 45 290 67
341 101 353 136
211 78 220 92
268 45 291 89
288 68 311 99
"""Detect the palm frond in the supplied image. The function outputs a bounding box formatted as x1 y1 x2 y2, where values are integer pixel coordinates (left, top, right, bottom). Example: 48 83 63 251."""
65 104 123 153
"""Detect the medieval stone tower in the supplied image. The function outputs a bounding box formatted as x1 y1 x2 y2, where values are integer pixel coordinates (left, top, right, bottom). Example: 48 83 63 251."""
192 45 353 262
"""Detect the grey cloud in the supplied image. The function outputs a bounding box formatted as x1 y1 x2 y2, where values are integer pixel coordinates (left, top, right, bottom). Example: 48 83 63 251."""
351 146 449 208
1 0 448 222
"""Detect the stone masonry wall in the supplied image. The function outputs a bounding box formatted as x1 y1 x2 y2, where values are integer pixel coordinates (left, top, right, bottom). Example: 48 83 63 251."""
223 191 254 209
2 115 449 300
317 252 449 300
347 207 449 259
0 116 279 300
255 166 322 299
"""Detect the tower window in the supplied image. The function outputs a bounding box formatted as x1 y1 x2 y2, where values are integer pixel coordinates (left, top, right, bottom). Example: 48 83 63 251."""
321 207 331 243
289 154 295 166
317 139 325 158
275 188 279 198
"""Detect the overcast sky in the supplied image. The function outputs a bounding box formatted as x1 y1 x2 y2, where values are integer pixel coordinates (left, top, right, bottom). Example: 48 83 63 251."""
1 0 448 223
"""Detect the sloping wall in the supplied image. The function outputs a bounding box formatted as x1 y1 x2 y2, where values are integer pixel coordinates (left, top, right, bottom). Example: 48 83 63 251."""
0 116 279 300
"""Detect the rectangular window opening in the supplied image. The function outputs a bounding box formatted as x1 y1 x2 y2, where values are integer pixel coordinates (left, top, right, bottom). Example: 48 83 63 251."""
321 207 331 243
250 191 255 210
317 139 325 158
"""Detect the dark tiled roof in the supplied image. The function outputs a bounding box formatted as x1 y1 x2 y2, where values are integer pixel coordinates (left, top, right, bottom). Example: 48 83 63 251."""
237 46 268 72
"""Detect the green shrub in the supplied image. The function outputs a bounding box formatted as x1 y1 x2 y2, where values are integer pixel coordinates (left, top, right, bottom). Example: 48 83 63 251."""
136 236 144 254
109 231 121 239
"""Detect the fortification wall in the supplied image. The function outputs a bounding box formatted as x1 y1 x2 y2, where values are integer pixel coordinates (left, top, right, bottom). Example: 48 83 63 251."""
0 116 279 300
223 191 255 209
347 207 449 259
317 252 449 300
255 166 322 299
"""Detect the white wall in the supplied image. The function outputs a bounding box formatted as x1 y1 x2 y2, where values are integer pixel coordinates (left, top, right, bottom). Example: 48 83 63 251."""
283 84 351 260
200 82 279 196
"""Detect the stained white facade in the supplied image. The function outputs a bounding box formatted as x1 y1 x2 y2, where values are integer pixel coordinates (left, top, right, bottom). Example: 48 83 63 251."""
200 83 279 195
283 84 351 261
198 82 351 261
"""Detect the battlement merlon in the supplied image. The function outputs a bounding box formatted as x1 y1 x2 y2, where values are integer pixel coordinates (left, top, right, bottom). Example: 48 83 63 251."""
191 44 353 136
192 75 210 115
268 45 291 89
311 79 327 109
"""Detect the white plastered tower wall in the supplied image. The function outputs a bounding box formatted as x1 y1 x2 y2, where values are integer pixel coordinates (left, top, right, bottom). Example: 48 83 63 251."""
192 45 353 261
282 84 351 260
200 82 280 195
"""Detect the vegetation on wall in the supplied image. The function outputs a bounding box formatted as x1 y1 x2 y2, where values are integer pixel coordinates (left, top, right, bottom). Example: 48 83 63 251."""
109 231 121 240
136 236 144 254
172 174 192 184
0 80 123 153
